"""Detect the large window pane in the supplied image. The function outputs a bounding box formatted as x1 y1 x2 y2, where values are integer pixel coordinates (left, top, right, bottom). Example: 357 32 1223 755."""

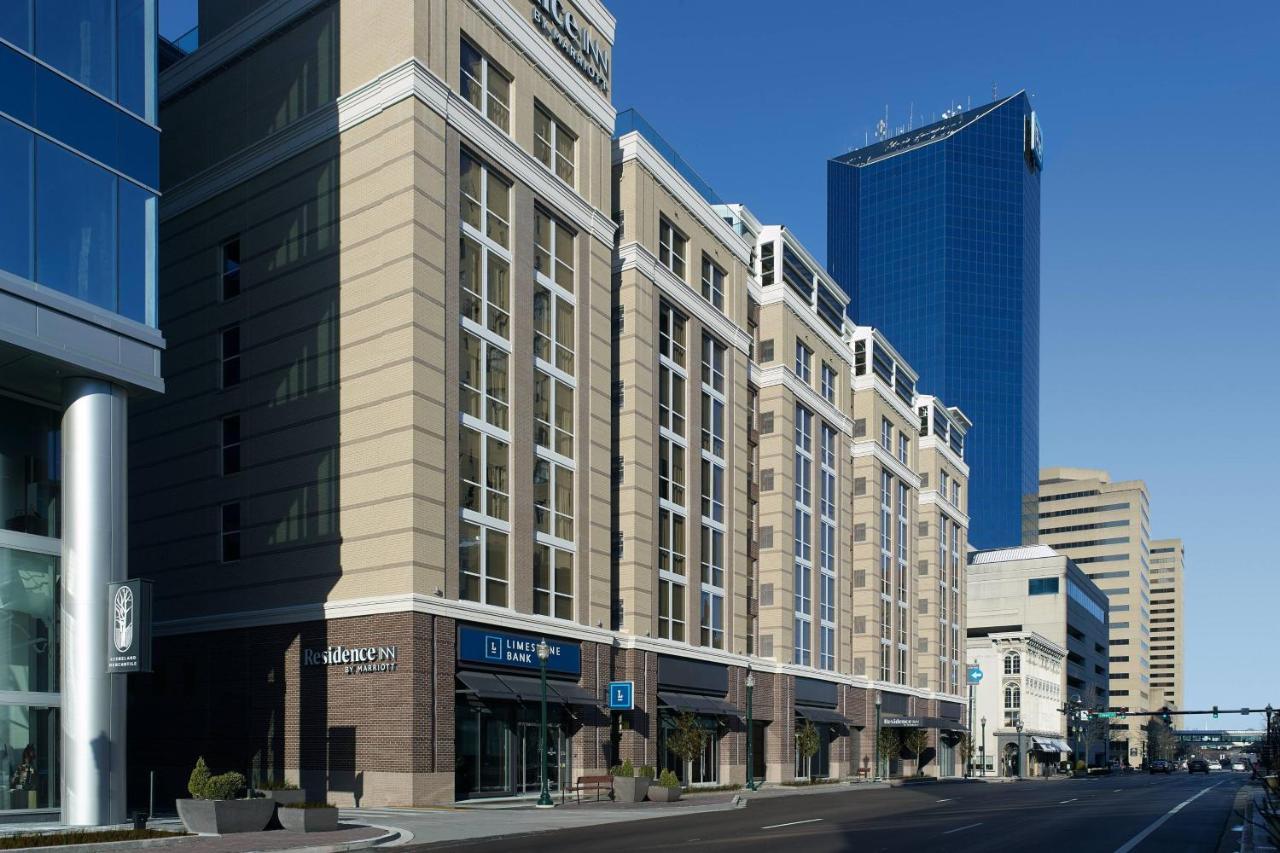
35 0 114 99
0 705 59 811
0 2 32 50
116 178 152 324
0 119 32 280
0 395 61 538
116 0 145 116
35 139 116 311
0 546 59 693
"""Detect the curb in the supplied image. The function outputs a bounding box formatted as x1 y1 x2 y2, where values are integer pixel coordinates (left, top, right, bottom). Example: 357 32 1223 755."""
281 825 408 852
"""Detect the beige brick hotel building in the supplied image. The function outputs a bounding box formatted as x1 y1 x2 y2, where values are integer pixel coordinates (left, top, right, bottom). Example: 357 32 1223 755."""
130 0 975 806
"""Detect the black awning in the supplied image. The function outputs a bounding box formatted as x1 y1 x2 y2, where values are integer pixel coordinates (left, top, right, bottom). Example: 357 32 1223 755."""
457 670 516 701
549 681 601 708
498 673 574 704
796 706 849 726
658 691 743 719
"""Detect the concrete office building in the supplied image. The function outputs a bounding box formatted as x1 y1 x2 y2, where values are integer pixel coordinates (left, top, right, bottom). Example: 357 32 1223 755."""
0 0 161 825
827 93 1042 549
967 545 1111 767
967 631 1068 777
1034 468 1154 763
128 0 975 807
1148 539 1184 710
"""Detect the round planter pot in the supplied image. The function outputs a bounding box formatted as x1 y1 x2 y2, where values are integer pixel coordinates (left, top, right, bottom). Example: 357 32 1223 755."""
176 798 275 835
278 806 339 833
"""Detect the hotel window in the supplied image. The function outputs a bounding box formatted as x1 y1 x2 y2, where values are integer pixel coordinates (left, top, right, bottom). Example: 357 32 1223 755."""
460 153 512 337
1004 651 1021 675
880 470 892 598
221 415 240 476
700 333 727 649
460 37 511 132
880 641 891 683
459 149 512 607
701 254 725 311
659 218 687 279
795 340 812 384
940 470 950 500
533 207 576 464
533 372 573 458
793 404 813 666
701 335 726 458
659 302 689 643
880 417 892 452
220 325 241 388
533 459 573 542
820 362 836 404
534 102 575 186
1003 682 1020 725
220 502 240 563
533 542 573 620
952 480 960 509
896 481 908 603
819 423 837 671
897 431 908 465
220 238 241 300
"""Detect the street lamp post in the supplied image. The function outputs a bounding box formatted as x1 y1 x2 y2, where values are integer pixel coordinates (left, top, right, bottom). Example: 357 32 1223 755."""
967 660 976 778
536 639 553 808
874 693 883 782
980 717 987 777
1015 717 1025 780
1266 704 1275 773
745 669 758 791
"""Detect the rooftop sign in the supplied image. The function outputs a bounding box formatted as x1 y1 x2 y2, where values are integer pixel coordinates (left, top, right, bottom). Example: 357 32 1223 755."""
531 0 610 95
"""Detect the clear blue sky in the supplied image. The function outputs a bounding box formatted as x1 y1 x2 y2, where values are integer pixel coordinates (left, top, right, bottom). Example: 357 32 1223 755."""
612 0 1279 726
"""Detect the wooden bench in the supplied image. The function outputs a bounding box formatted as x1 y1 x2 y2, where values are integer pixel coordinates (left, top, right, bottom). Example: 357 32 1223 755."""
857 767 871 779
565 775 614 803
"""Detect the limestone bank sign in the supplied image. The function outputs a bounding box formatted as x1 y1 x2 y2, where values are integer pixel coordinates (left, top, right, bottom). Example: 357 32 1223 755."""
303 644 399 675
530 0 610 94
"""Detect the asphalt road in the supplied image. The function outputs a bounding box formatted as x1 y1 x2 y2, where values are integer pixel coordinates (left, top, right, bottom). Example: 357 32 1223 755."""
409 771 1248 853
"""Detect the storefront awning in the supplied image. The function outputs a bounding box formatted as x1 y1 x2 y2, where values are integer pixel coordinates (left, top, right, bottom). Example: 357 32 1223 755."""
658 691 743 719
457 671 600 707
1030 736 1071 753
796 706 849 726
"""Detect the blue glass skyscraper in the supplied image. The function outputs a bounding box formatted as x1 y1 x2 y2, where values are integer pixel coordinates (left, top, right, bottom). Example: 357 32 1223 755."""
828 92 1042 548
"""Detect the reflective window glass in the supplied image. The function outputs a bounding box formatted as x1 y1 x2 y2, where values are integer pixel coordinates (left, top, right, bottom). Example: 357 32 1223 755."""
116 0 145 116
0 396 60 538
35 138 116 311
35 0 114 99
0 118 33 279
0 1 32 50
116 178 150 323
0 705 60 811
0 546 59 693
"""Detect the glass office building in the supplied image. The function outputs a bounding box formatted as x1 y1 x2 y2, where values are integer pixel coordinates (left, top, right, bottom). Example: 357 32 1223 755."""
0 0 161 825
827 92 1042 548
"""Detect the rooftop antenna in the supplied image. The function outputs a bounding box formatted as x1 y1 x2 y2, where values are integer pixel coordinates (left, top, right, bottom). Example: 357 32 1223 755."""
909 101 914 131
992 81 998 100
875 104 888 141
967 95 971 110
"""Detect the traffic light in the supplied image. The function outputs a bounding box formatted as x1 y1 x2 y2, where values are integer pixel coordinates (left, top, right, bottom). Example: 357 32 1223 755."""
1160 707 1172 726
1213 705 1219 719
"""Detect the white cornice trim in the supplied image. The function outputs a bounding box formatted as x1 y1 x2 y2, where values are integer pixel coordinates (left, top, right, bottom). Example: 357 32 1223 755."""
161 58 617 245
756 283 854 368
919 434 969 477
614 242 752 355
469 0 615 130
613 132 751 265
749 363 852 436
851 373 918 425
919 491 970 529
160 0 326 101
851 439 922 489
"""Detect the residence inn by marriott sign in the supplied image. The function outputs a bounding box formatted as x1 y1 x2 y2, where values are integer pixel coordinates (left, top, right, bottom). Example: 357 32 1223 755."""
303 643 399 675
531 0 610 94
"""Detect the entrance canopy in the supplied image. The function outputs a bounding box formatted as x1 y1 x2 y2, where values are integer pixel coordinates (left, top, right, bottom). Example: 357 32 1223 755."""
1030 736 1072 753
658 691 743 719
457 671 599 707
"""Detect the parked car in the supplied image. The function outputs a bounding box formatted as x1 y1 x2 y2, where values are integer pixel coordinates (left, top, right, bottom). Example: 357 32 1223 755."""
1232 762 1246 772
1187 758 1210 774
1149 759 1172 774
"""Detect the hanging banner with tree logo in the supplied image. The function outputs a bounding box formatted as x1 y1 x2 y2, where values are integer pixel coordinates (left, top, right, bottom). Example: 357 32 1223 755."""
107 579 153 673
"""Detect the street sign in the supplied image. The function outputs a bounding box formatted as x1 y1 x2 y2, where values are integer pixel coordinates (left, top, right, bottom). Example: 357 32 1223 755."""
608 681 634 711
967 665 983 685
1094 711 1118 719
1079 710 1091 721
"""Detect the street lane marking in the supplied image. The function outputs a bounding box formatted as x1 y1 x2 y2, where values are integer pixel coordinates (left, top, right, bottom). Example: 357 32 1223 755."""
1112 781 1223 853
943 823 983 835
762 818 823 830
1059 798 1078 804
936 798 952 803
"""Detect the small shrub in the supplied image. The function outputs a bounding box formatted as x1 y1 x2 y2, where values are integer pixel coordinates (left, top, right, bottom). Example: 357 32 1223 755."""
187 757 212 799
638 765 655 779
614 758 635 778
0 829 184 849
657 769 680 789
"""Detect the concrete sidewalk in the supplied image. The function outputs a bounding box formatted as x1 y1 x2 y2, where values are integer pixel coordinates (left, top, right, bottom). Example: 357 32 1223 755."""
0 821 392 853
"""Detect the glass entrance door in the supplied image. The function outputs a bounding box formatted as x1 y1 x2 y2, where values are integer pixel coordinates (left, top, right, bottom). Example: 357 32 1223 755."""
517 722 567 795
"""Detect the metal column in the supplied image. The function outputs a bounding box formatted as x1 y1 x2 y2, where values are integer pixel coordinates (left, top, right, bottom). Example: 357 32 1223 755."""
60 378 129 826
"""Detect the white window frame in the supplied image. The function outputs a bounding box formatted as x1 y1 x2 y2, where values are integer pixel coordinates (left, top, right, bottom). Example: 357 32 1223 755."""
820 361 836 403
701 253 725 311
795 340 812 384
534 101 575 186
659 217 687 280
460 37 511 133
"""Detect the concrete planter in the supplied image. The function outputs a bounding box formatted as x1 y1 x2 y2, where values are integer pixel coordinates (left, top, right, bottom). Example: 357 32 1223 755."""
262 788 306 805
278 806 339 833
646 785 681 802
612 776 650 803
176 798 275 835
